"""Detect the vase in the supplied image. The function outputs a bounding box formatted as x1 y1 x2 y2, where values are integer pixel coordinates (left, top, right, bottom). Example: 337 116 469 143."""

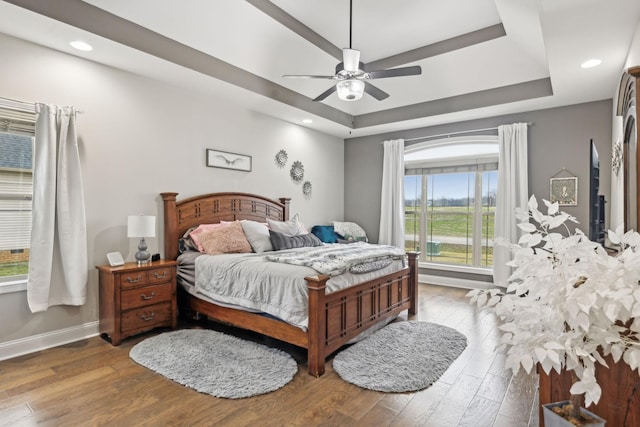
542 401 606 427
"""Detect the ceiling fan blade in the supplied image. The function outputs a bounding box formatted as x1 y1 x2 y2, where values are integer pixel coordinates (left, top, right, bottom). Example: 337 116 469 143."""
367 65 422 79
313 85 337 102
342 48 361 72
364 82 389 101
283 74 337 79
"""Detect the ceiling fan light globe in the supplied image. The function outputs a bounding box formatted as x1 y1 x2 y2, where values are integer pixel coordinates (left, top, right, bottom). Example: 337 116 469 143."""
337 79 365 101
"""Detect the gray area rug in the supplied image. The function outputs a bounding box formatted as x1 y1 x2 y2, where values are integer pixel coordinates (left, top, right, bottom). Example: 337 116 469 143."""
333 321 467 392
129 329 298 399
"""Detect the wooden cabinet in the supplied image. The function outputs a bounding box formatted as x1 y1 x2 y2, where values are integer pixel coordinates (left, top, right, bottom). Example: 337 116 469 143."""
97 260 177 345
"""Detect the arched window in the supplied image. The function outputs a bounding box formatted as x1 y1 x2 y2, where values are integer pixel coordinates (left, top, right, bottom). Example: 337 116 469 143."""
404 136 498 270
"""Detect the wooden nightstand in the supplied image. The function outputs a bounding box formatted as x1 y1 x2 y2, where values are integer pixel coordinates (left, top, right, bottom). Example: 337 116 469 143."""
96 260 177 345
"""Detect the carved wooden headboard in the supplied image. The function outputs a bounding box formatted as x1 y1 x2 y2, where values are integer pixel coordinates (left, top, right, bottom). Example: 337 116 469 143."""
160 192 290 260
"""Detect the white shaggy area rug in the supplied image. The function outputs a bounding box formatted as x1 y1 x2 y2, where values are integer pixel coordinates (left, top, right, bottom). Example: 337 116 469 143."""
333 321 467 392
129 329 298 399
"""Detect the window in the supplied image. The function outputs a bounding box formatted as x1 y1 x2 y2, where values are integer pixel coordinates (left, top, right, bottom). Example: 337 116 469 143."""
0 100 35 290
404 136 498 270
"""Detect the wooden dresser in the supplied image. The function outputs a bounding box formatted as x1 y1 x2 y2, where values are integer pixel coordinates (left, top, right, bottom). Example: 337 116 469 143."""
97 260 177 345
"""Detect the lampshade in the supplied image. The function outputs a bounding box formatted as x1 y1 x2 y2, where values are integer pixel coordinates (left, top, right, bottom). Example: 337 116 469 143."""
336 79 365 101
127 215 156 238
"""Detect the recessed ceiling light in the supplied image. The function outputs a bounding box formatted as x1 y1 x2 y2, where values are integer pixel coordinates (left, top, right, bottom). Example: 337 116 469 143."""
581 59 602 69
302 119 313 124
70 40 93 51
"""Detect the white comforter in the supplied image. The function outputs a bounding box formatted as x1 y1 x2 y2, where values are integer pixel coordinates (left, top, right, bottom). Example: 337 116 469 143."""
194 245 406 330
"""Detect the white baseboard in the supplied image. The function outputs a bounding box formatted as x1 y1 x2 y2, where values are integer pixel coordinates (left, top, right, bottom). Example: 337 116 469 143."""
419 273 495 290
0 321 100 361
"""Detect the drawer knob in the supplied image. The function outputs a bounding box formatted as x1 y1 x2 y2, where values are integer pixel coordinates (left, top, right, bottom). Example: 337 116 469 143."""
139 312 156 321
153 271 168 279
140 292 156 300
126 275 143 283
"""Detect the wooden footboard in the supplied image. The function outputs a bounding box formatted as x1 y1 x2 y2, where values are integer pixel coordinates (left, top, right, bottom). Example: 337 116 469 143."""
306 252 418 376
162 191 419 377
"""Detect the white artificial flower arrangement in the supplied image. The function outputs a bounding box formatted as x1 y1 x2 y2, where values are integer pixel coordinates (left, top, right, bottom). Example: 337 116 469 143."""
468 195 640 418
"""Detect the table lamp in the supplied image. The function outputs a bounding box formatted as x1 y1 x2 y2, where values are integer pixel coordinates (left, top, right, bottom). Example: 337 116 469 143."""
127 214 156 265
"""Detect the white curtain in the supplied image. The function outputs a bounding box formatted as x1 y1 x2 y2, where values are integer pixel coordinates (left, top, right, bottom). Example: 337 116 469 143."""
27 104 88 313
379 139 405 248
493 123 528 286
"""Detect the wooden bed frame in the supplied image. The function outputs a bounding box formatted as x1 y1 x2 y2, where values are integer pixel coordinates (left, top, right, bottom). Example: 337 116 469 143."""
161 191 418 376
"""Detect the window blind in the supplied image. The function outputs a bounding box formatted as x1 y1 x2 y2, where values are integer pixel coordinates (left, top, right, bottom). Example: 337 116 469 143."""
0 98 35 287
0 98 36 136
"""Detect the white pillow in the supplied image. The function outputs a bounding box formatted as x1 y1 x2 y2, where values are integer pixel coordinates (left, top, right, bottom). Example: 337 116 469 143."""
240 220 273 253
267 213 307 236
332 220 368 242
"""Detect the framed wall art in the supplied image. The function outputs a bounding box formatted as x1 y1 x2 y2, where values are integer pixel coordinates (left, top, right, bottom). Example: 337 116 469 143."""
550 176 578 206
206 149 252 172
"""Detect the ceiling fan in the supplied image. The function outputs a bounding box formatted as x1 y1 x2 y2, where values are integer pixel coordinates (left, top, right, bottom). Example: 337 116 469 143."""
283 0 422 102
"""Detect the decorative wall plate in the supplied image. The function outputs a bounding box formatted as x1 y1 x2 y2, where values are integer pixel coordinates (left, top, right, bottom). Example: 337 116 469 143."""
290 160 304 182
275 149 288 167
302 181 312 195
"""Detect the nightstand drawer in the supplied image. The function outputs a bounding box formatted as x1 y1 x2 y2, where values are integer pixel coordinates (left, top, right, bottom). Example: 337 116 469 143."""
121 283 173 310
121 302 172 333
148 266 173 284
119 271 149 289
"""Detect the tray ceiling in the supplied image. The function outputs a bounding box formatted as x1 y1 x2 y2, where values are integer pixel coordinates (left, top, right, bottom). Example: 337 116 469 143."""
0 0 638 138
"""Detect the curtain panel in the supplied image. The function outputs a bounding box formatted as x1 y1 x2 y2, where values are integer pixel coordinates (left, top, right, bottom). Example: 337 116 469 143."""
493 123 529 286
379 139 405 249
27 104 88 313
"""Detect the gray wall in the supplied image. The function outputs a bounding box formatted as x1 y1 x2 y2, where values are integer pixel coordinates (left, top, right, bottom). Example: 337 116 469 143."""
0 33 344 344
345 100 613 244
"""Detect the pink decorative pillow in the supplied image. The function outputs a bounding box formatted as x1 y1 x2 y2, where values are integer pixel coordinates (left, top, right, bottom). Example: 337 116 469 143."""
189 223 228 252
198 221 253 255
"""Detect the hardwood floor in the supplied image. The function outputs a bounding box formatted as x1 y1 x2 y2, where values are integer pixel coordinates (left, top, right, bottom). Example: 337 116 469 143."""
0 284 539 426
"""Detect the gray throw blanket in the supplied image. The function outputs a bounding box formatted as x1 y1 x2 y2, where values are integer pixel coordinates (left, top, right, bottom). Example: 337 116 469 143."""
264 242 406 276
